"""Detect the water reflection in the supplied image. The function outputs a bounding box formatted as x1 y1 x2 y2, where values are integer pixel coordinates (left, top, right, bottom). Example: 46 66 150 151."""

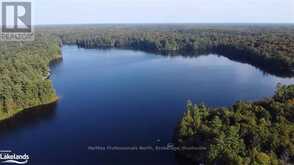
49 57 63 67
157 51 294 78
0 102 58 137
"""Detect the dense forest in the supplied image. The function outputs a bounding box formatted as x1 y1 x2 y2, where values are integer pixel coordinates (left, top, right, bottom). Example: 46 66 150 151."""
0 34 61 121
175 84 294 164
40 24 294 77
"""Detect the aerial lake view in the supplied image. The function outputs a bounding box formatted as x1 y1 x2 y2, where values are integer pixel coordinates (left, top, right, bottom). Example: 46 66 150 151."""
0 45 293 164
1 0 294 164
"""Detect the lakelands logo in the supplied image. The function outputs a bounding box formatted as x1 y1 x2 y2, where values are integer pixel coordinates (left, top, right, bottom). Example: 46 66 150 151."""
0 1 34 41
0 150 29 164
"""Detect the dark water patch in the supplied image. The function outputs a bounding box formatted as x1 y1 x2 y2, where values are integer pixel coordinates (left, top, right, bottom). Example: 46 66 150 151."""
0 102 57 137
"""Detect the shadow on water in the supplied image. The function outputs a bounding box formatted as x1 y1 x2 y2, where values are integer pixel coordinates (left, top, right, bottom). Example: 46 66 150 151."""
49 57 63 67
79 45 294 78
0 102 58 136
155 49 294 78
174 154 196 165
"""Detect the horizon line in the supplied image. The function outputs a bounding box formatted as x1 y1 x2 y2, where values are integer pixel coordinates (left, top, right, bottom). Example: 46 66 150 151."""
34 22 294 26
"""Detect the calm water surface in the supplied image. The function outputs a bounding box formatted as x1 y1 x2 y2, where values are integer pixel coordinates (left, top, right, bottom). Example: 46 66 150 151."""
0 45 293 165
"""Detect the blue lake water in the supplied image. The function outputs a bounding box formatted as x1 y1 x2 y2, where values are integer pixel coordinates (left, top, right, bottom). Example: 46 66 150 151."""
0 45 293 165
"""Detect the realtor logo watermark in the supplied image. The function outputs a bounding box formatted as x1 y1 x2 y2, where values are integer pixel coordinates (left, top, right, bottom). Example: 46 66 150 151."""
0 1 34 41
0 150 30 164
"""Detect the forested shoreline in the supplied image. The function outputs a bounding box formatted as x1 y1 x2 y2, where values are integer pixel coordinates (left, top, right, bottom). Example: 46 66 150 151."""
0 34 61 121
46 24 294 164
175 84 294 164
1 24 294 120
40 24 294 77
1 24 294 121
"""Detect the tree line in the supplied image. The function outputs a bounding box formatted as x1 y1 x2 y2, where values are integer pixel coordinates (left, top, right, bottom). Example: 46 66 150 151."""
0 33 61 120
40 24 294 77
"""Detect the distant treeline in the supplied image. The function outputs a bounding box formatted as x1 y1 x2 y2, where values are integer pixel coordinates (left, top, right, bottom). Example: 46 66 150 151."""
175 84 294 164
0 34 61 120
39 24 294 77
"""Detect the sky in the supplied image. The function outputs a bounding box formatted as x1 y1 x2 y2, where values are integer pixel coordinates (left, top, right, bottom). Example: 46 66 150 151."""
32 0 294 24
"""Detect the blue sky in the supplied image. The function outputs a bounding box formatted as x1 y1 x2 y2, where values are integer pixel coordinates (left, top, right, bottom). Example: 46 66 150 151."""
34 0 294 24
